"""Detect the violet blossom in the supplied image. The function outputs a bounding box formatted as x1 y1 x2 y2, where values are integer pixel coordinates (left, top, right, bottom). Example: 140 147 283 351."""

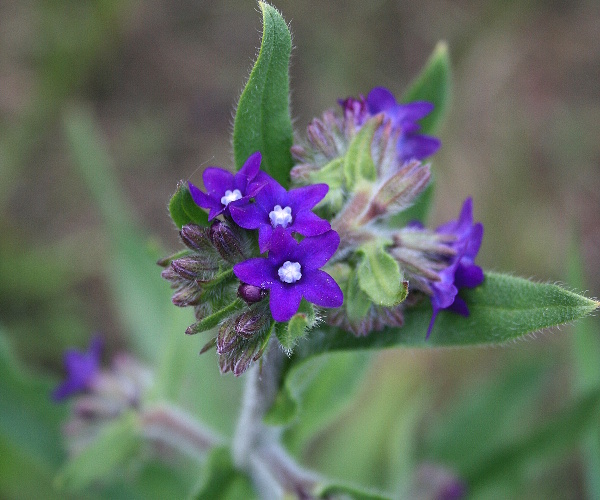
229 175 331 252
340 86 441 162
427 197 484 337
52 336 103 402
233 228 343 322
188 151 265 220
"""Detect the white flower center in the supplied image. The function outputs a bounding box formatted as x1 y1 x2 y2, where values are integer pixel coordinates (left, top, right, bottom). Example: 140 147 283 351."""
221 189 242 206
278 261 302 284
269 205 293 228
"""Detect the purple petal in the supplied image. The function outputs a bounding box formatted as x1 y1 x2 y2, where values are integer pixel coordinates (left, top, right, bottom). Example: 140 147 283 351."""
291 210 331 237
267 228 301 263
448 296 470 317
287 184 329 212
398 134 441 162
237 151 262 182
426 307 441 339
454 263 484 289
269 283 303 322
233 258 278 288
257 224 275 253
393 101 435 123
366 87 397 113
188 182 223 218
255 177 288 211
229 201 267 230
298 230 340 270
299 269 343 308
202 168 235 199
52 379 81 402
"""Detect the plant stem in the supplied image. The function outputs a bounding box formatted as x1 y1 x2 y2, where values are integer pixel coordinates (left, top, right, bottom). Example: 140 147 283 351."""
232 337 321 498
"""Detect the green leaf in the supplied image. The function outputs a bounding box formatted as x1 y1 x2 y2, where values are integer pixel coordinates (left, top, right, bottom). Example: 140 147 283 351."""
568 232 600 499
314 481 392 500
55 413 140 492
345 267 372 323
356 241 408 307
232 2 293 187
274 300 316 352
168 181 208 229
291 273 599 355
402 41 451 135
193 447 257 500
465 387 600 490
282 351 371 454
344 116 380 189
64 107 177 363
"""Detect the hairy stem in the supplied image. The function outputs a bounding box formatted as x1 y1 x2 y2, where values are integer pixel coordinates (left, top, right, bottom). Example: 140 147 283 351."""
232 338 321 498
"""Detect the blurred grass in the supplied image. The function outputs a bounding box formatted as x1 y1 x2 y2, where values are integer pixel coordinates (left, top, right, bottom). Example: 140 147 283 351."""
0 0 599 497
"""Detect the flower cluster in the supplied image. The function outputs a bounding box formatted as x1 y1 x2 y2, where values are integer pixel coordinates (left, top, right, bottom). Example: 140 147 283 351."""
162 152 343 374
162 86 484 371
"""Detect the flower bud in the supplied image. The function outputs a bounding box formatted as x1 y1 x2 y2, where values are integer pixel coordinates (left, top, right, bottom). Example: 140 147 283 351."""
237 283 265 304
209 220 245 264
180 224 213 253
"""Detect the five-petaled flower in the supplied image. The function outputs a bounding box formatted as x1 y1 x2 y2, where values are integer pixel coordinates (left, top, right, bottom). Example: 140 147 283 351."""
341 87 441 162
229 176 331 252
233 228 343 322
52 336 103 402
188 151 265 220
427 197 484 338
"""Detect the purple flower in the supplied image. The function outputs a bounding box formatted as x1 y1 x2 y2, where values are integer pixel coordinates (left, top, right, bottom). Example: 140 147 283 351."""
427 197 484 337
188 151 265 220
52 336 103 402
340 87 441 162
229 176 331 252
233 228 343 322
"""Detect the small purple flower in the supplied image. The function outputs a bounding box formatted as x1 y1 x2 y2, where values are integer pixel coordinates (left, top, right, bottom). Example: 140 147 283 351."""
233 228 343 322
52 336 103 402
188 151 265 220
340 87 441 162
229 176 331 252
427 197 484 337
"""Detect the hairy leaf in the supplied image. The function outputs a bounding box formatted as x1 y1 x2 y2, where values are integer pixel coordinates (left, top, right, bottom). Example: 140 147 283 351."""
402 41 451 135
233 2 293 187
168 181 208 229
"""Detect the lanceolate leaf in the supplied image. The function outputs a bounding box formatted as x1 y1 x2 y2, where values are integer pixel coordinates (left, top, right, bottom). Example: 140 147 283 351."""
402 41 451 135
292 273 599 355
233 2 293 187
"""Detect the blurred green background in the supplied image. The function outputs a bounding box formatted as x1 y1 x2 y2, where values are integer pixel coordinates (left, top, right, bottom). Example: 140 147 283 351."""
1 0 600 498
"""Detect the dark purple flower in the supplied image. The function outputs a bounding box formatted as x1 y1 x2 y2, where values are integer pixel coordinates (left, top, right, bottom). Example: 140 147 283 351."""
188 151 265 220
229 176 331 252
427 197 484 337
233 228 343 322
52 336 103 402
340 87 441 162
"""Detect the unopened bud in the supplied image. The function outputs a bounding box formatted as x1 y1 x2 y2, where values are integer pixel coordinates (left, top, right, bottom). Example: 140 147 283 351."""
235 306 270 338
209 221 244 263
180 224 213 253
237 283 265 304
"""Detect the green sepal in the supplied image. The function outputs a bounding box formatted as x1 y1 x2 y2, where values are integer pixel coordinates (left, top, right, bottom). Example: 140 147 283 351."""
54 413 140 492
344 116 380 189
274 300 316 352
168 180 208 229
232 2 293 187
387 178 435 228
186 298 244 335
356 241 408 308
192 447 257 500
402 41 451 135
